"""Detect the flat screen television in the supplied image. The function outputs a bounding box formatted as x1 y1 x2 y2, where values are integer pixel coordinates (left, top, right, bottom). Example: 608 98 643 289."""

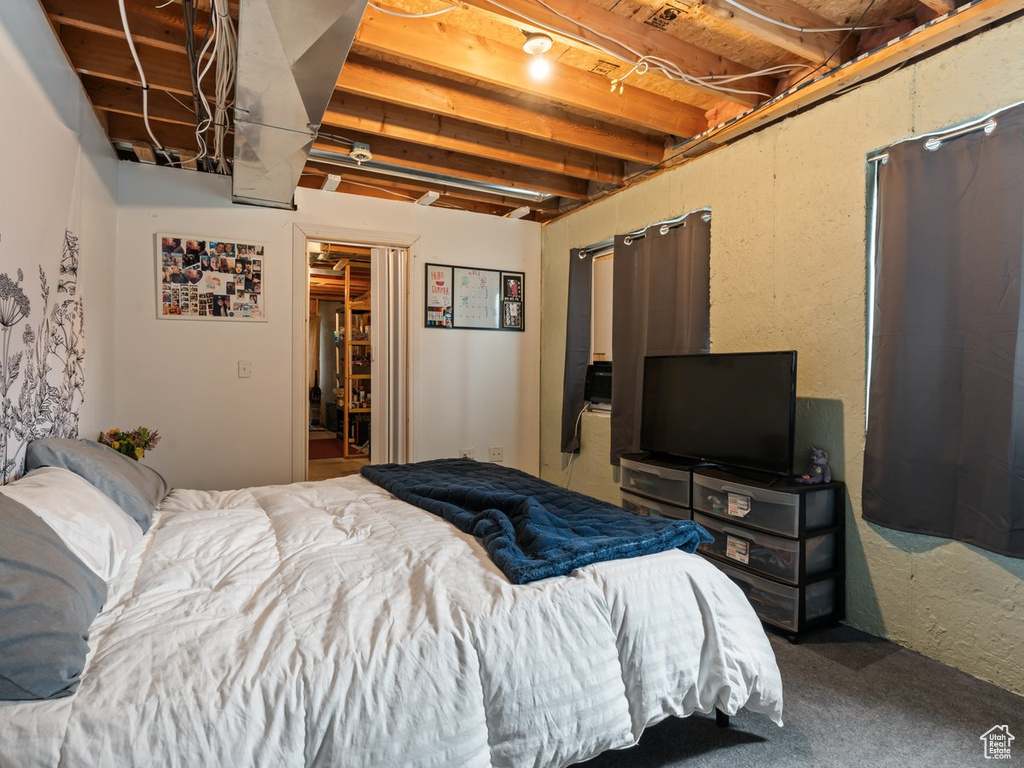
640 351 797 476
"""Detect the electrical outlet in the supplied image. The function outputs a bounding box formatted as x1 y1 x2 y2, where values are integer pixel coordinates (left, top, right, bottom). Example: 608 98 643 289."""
237 360 252 378
459 447 474 459
488 447 504 463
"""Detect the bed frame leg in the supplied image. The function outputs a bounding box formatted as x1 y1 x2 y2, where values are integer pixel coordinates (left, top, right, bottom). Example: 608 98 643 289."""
715 708 730 728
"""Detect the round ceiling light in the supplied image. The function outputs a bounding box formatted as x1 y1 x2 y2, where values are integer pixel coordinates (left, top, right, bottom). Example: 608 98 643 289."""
522 32 552 56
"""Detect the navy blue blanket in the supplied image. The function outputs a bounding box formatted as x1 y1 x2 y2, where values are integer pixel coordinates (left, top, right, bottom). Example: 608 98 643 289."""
361 459 712 584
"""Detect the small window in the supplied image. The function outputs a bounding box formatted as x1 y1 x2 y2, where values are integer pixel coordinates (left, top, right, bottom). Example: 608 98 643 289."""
590 249 613 362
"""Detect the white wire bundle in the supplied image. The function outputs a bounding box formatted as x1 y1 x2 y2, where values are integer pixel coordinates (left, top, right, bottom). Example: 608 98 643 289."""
195 0 237 174
118 0 173 163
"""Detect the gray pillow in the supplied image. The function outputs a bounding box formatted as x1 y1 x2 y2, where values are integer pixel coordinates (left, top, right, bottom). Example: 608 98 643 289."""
0 494 107 700
26 439 168 532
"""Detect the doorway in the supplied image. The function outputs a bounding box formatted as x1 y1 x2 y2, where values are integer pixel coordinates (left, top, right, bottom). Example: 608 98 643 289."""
293 225 411 482
307 241 372 480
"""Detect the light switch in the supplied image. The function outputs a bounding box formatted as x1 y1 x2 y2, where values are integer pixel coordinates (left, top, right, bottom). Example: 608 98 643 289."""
237 360 252 378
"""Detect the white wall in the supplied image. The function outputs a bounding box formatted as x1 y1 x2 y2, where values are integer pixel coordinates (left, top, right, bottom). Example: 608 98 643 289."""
539 18 1024 694
0 3 119 444
115 164 540 490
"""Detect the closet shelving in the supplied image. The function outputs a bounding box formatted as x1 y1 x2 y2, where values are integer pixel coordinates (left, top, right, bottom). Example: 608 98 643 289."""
340 261 371 458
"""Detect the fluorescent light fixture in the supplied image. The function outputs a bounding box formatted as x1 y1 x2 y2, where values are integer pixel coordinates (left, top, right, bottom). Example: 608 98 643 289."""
321 174 342 192
416 190 441 206
505 206 531 219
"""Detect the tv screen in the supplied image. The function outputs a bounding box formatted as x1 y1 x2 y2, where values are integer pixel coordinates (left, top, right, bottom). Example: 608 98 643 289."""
640 351 797 476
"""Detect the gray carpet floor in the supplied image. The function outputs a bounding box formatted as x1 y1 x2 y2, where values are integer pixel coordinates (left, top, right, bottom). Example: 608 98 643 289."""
582 625 1024 768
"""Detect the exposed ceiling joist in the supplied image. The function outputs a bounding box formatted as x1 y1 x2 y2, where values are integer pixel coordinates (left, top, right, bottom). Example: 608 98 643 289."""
310 135 587 198
322 91 626 183
455 0 777 106
354 5 708 138
336 56 668 164
698 0 856 64
42 0 1008 220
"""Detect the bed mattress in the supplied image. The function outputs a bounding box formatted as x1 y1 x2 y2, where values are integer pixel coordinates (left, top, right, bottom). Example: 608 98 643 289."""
0 474 782 768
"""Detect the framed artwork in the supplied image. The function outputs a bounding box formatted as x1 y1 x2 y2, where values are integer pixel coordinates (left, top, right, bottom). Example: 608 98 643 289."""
500 272 524 330
424 263 524 332
157 234 266 321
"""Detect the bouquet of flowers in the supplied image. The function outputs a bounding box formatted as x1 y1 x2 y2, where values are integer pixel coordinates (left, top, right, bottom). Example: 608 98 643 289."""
98 426 161 460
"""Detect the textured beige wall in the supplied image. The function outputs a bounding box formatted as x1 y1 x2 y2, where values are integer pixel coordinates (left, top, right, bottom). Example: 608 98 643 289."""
540 19 1024 694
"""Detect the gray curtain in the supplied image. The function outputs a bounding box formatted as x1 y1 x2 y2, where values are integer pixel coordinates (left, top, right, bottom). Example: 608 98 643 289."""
560 248 592 453
611 218 711 465
863 103 1024 559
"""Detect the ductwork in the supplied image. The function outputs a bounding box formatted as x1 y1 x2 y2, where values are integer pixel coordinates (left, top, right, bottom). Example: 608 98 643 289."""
232 0 368 209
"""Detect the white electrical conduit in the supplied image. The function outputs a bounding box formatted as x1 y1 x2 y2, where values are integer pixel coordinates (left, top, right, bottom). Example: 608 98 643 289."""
118 0 173 163
718 0 887 34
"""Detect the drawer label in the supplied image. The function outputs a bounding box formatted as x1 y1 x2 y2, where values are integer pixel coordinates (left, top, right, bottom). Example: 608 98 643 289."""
727 492 751 517
726 535 751 565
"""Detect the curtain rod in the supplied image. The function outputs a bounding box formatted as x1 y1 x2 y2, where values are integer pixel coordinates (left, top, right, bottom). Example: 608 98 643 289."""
866 102 1019 164
577 207 713 258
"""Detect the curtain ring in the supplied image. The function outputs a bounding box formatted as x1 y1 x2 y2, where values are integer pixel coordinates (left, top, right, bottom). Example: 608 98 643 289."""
623 236 633 246
659 224 670 235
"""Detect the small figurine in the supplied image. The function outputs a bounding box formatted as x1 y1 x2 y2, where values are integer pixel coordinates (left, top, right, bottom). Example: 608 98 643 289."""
795 448 831 484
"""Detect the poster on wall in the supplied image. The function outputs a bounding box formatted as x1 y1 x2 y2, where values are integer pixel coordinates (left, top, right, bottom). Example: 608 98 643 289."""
425 264 453 327
157 234 266 321
501 272 524 330
424 263 524 332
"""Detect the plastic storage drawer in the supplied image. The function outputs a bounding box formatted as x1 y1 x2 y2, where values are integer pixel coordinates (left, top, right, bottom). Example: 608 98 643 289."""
691 472 835 536
715 560 836 631
694 512 836 584
620 457 691 508
621 490 691 520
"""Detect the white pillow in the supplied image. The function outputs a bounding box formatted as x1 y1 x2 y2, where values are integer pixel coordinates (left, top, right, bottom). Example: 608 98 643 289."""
0 466 143 582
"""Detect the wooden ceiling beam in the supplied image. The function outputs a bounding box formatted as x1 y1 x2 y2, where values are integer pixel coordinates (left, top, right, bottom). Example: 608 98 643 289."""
337 56 667 165
60 27 193 94
82 71 628 186
916 0 955 12
83 75 195 125
353 6 708 138
323 91 625 184
42 0 194 52
310 132 587 198
455 0 775 107
48 0 670 164
696 0 856 65
62 22 665 173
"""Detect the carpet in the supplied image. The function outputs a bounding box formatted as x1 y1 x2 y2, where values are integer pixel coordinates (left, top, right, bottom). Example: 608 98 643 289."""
309 439 346 460
577 624 1024 768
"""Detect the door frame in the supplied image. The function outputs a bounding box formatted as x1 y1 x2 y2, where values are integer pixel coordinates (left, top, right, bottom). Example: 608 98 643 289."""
291 223 417 481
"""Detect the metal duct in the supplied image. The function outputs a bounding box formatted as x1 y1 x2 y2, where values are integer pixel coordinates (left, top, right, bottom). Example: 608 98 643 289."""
232 0 368 209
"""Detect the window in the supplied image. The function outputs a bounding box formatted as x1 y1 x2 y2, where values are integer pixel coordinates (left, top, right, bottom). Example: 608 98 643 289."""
590 249 613 362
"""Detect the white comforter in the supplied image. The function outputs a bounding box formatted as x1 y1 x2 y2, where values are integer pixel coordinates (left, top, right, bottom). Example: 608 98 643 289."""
0 475 782 768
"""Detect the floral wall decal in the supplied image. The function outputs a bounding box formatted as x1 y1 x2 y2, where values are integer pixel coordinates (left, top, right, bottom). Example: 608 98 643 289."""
0 230 85 482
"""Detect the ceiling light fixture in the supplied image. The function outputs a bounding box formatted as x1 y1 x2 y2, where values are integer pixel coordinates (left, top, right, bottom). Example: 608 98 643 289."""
416 190 441 206
321 174 342 192
505 206 531 219
523 32 552 81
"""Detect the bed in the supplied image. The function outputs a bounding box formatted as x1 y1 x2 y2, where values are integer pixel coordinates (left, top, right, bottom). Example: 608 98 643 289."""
0 440 783 768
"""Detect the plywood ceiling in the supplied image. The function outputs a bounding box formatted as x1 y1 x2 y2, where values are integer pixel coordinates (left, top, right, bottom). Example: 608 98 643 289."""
39 0 1021 221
